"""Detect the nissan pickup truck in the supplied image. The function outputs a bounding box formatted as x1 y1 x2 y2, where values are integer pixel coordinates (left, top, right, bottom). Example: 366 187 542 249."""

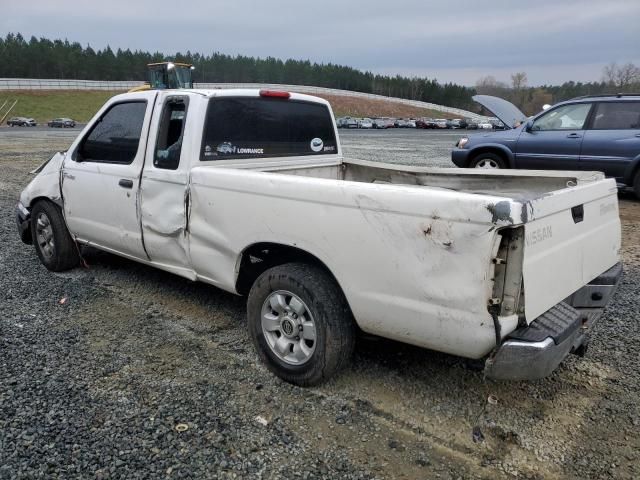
16 88 623 386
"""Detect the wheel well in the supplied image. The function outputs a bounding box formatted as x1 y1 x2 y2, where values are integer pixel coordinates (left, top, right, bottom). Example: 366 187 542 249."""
629 162 640 186
469 147 509 167
235 243 339 296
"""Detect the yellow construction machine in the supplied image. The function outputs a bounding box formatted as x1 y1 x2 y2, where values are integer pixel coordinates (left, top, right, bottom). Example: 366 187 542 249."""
129 62 195 92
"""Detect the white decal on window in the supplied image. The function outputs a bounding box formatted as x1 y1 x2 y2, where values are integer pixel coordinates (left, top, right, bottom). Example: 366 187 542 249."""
310 138 323 152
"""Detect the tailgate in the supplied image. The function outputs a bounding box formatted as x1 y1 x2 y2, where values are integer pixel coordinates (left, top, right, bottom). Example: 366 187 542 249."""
522 178 621 322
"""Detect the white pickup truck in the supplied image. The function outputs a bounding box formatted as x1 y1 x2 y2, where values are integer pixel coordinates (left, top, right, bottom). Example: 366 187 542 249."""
17 88 622 386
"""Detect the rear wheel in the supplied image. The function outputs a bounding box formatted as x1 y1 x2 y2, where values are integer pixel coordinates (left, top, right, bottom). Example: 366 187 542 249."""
30 201 80 271
634 169 640 200
247 262 355 386
470 153 506 169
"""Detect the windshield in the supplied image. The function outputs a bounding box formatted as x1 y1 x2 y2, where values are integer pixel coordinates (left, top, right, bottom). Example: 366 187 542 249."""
173 66 193 88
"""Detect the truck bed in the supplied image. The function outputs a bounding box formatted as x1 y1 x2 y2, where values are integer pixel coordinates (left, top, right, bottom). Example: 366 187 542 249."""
262 157 606 201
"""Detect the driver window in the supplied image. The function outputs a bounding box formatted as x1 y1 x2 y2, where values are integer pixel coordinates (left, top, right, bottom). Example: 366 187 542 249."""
77 101 147 163
532 103 592 131
154 98 187 170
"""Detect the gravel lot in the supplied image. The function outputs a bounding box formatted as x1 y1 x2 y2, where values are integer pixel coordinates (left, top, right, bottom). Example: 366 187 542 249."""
1 127 639 479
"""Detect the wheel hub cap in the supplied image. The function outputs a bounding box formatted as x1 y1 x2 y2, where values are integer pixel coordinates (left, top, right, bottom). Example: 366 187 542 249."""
35 212 55 259
261 290 317 365
281 318 296 337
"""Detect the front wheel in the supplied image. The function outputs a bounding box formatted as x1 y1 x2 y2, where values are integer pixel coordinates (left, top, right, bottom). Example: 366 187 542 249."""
469 153 506 169
247 263 355 386
30 201 80 271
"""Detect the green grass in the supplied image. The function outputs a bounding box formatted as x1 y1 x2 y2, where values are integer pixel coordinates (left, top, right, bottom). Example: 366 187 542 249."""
0 89 455 125
0 90 123 123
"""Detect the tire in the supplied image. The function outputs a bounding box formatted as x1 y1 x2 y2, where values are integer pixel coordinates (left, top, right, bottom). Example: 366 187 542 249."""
469 152 506 169
247 262 355 386
633 169 640 200
30 201 80 272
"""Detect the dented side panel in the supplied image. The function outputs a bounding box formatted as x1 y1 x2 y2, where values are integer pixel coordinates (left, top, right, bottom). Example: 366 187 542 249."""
19 152 66 208
188 167 510 359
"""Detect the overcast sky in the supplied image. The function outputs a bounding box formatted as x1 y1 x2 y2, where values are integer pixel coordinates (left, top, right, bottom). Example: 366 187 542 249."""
3 0 639 86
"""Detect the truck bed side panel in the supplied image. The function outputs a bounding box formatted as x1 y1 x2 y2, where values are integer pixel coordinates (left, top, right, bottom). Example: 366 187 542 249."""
188 167 507 359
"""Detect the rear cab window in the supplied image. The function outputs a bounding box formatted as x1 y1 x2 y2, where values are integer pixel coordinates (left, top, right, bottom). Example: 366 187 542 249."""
200 96 337 160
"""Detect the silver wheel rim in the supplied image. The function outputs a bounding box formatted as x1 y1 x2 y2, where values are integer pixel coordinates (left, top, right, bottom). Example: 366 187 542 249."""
474 158 500 169
35 212 55 259
261 290 317 365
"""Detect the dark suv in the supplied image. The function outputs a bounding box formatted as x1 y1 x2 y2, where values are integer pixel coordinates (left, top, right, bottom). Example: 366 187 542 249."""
452 94 640 197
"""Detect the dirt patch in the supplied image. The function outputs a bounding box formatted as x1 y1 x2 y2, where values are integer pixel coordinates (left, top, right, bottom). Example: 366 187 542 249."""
314 93 455 119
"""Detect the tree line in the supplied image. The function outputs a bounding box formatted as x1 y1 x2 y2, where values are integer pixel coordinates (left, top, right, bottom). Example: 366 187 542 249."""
476 64 640 116
1 33 638 114
0 33 475 109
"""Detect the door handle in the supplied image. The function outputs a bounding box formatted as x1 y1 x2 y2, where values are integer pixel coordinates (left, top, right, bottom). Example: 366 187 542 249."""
566 133 581 138
118 179 134 189
62 171 75 180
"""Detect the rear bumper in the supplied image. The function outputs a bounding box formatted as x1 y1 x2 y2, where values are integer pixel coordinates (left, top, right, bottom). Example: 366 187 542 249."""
485 262 622 380
16 202 32 244
451 148 471 167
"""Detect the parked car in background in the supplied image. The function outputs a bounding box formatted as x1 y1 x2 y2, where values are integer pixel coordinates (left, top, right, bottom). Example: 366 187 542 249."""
406 119 417 128
7 117 37 127
477 120 494 129
448 119 464 129
358 118 373 129
452 93 640 198
337 117 358 129
465 119 479 130
373 118 394 129
416 118 437 129
48 118 76 128
434 119 448 129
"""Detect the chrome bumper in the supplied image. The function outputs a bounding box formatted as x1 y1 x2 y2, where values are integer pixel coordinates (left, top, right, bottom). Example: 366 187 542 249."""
485 262 623 381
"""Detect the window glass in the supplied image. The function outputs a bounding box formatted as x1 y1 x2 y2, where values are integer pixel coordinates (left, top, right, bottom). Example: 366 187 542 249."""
591 102 640 130
201 97 337 160
154 99 187 170
532 103 592 131
78 101 147 163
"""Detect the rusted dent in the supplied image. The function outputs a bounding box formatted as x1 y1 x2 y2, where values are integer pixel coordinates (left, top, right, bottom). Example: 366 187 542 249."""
486 200 514 224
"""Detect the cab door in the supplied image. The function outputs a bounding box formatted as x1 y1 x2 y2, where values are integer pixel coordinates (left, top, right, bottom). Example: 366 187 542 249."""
579 101 640 181
139 94 195 279
515 102 593 170
61 91 157 259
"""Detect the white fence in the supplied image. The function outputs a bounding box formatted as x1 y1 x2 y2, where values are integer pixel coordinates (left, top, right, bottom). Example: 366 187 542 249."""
0 78 484 120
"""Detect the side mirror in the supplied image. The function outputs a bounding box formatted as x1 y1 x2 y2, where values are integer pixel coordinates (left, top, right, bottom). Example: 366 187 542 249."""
524 120 534 132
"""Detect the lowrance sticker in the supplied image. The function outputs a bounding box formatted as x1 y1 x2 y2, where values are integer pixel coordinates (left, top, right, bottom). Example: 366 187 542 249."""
210 143 264 156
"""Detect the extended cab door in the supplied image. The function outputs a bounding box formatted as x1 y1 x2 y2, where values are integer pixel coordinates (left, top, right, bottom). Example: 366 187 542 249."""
139 93 195 278
62 91 157 259
579 101 640 181
515 102 593 170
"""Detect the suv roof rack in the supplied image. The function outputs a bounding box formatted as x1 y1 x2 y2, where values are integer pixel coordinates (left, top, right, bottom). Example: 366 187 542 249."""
573 93 640 100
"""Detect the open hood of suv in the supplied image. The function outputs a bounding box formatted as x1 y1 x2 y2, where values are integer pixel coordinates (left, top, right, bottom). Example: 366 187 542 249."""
473 95 528 129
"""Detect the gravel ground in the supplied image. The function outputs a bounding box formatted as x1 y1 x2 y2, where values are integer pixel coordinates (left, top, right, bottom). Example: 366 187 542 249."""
1 127 639 479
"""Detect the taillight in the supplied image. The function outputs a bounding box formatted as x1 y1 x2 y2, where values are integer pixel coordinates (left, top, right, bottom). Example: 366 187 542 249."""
259 90 290 99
